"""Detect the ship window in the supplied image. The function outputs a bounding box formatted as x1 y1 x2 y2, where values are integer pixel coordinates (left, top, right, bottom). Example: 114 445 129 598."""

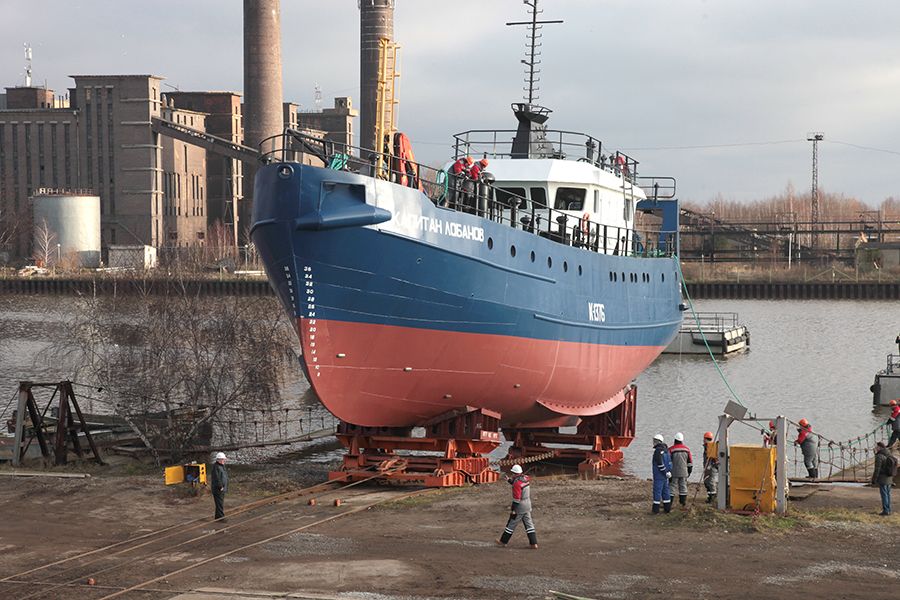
496 187 527 209
563 261 568 273
547 257 553 269
593 189 600 213
578 265 583 276
609 272 613 282
621 272 625 282
554 187 586 211
487 237 493 250
530 250 536 262
662 273 666 282
510 245 517 258
530 187 548 208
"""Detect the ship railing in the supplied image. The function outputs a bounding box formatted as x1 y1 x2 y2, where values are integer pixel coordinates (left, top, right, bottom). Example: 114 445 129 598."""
637 176 677 200
258 129 677 259
452 129 640 184
680 312 739 333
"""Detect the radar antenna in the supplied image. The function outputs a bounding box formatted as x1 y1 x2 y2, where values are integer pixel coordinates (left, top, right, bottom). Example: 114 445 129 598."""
506 0 563 106
24 43 33 87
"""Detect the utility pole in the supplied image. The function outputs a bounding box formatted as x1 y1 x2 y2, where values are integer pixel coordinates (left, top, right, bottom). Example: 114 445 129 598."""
807 132 824 250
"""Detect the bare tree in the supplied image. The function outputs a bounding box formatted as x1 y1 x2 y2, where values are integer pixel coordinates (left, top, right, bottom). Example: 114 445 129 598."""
32 218 58 268
50 274 298 460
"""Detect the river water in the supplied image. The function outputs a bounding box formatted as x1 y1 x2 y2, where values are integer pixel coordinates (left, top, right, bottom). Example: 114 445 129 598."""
1 295 896 477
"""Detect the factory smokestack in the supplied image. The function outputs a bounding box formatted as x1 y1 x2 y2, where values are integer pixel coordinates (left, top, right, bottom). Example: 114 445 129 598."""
243 0 284 228
359 0 394 153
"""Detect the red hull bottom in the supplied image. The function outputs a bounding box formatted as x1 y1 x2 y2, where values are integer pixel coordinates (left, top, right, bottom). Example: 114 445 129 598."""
298 318 663 427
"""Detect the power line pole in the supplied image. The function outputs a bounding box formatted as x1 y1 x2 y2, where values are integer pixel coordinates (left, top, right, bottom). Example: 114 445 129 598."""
807 132 824 249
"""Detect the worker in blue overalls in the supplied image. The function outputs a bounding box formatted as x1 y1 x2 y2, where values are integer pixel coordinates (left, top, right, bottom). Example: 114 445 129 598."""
651 433 673 514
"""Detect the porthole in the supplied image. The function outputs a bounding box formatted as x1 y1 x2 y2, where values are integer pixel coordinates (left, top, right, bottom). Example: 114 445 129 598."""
621 272 625 281
609 272 613 282
510 245 517 258
487 237 493 250
547 257 553 269
662 273 666 282
563 261 568 273
530 250 536 262
578 265 583 276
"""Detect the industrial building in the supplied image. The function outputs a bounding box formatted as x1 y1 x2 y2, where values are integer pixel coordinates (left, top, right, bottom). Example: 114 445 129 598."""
0 76 355 264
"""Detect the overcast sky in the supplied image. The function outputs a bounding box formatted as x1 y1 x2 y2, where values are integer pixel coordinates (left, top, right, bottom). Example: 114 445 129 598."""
2 0 900 206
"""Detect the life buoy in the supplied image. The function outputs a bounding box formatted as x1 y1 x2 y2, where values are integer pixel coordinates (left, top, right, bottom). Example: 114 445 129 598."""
580 212 591 237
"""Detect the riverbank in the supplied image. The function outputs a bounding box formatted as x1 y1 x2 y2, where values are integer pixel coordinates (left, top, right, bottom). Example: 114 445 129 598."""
3 273 900 299
1 461 898 599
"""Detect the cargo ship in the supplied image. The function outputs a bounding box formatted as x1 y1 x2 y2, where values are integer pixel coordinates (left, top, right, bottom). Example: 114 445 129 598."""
250 3 683 482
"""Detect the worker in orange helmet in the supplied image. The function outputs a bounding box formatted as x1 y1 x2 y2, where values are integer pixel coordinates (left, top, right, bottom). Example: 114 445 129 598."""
468 157 489 181
887 400 900 447
763 420 777 447
794 418 818 479
702 432 718 504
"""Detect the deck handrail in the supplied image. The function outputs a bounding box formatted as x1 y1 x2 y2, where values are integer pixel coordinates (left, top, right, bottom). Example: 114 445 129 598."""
258 129 679 260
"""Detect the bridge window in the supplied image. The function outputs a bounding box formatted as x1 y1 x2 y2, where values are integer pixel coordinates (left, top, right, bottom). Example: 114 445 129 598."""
530 187 548 208
496 187 527 209
554 187 586 211
593 189 600 213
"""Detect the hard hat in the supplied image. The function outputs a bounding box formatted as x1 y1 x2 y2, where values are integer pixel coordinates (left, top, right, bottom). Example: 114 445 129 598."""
674 432 684 442
891 400 897 406
653 434 664 443
798 418 809 427
479 158 489 167
768 420 775 429
215 452 227 461
703 431 714 440
465 156 475 165
510 464 523 474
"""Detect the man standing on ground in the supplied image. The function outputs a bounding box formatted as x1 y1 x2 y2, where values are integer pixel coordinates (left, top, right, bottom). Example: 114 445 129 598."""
872 441 896 516
496 464 538 549
702 432 718 504
651 434 673 514
794 419 818 479
211 452 229 520
669 432 693 508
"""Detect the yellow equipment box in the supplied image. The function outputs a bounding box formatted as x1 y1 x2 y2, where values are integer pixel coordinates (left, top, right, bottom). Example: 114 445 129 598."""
164 463 207 486
729 444 776 513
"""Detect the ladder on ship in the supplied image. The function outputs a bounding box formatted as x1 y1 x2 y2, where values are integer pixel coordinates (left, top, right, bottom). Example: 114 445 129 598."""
374 37 401 177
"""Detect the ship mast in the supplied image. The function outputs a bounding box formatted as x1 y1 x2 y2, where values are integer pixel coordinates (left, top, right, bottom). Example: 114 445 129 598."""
506 0 563 158
506 0 563 107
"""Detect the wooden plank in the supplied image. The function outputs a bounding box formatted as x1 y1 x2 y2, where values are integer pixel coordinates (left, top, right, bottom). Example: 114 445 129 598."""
0 470 91 479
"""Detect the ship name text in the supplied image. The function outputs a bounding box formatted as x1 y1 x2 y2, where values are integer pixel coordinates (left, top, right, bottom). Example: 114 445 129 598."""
400 214 485 242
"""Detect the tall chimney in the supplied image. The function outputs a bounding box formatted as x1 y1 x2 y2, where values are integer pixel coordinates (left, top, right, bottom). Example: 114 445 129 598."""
243 0 284 229
359 0 394 153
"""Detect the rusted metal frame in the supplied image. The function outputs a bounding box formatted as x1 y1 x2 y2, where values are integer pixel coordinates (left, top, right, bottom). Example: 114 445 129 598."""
18 382 58 462
23 388 51 461
65 381 104 465
54 383 70 465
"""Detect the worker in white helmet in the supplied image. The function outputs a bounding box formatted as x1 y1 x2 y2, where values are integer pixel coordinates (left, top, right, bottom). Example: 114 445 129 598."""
668 432 693 508
651 434 673 514
211 452 229 520
496 464 538 549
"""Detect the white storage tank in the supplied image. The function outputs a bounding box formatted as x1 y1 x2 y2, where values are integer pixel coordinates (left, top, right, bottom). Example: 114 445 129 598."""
31 189 101 268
